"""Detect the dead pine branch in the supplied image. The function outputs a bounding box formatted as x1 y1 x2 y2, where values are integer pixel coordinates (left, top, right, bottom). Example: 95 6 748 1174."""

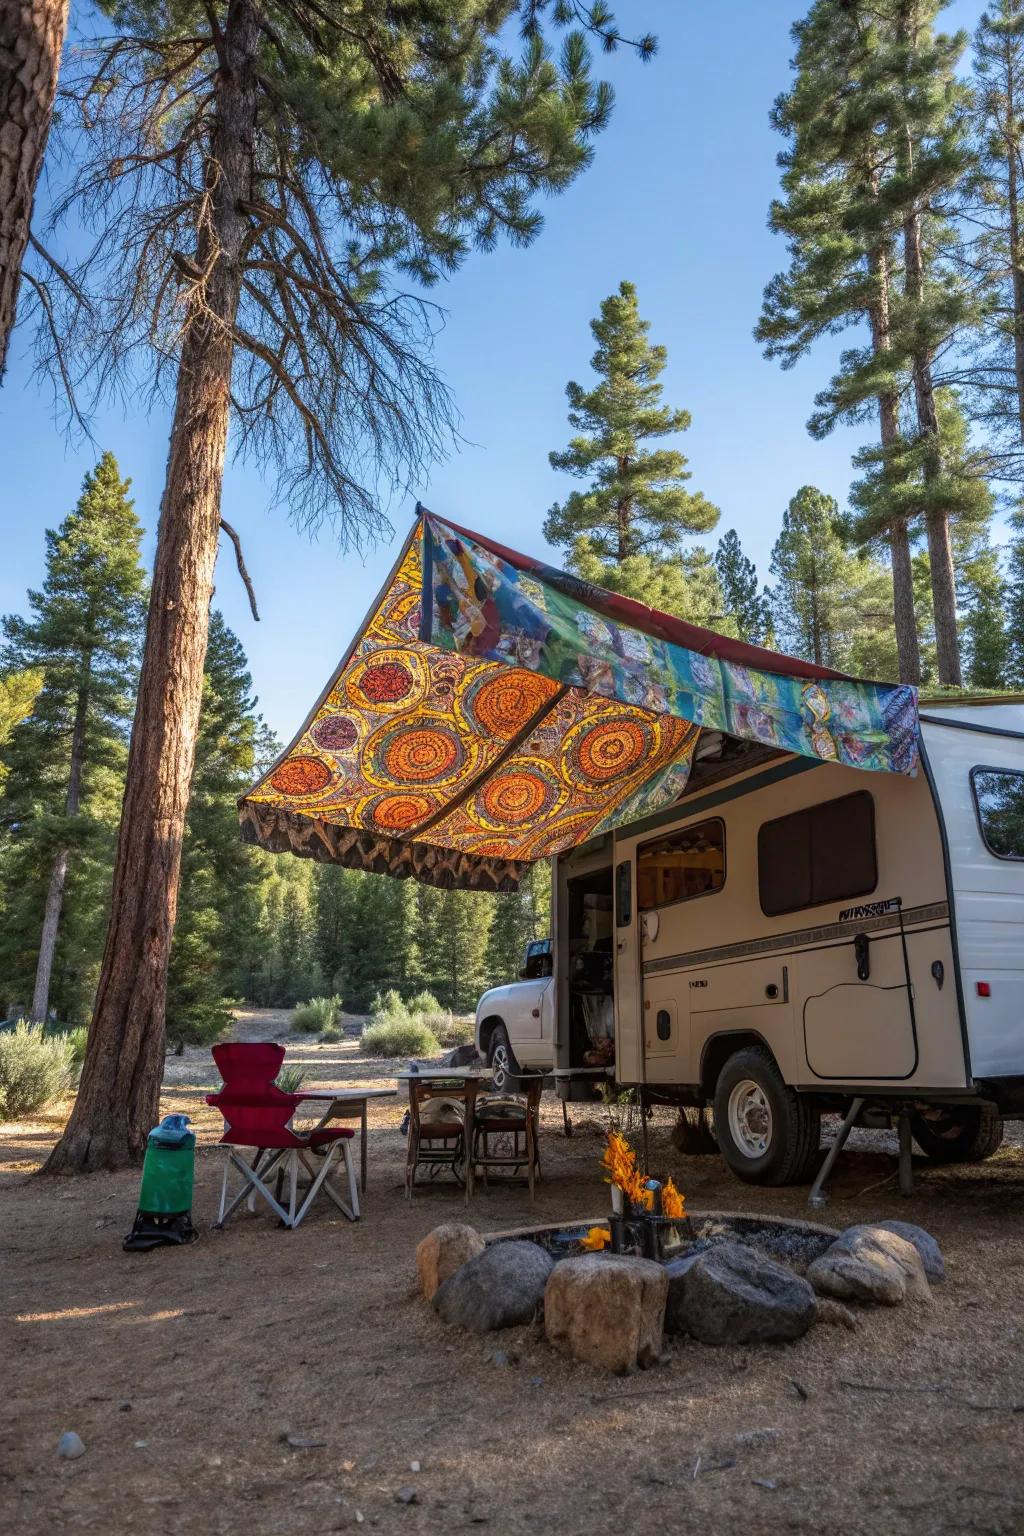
219 518 259 621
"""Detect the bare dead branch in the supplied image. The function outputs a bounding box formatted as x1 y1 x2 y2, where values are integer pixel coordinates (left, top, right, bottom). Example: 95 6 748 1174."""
219 519 260 621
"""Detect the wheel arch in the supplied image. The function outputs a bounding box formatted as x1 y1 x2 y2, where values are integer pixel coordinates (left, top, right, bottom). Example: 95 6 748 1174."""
477 1014 505 1057
699 1029 777 1098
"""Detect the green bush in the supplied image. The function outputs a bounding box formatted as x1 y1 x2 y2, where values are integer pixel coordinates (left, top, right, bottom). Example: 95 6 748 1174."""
291 994 343 1034
369 988 408 1020
0 1021 76 1121
406 990 442 1016
58 1026 89 1078
275 1063 308 1094
321 1024 342 1043
360 1015 440 1059
424 1011 475 1049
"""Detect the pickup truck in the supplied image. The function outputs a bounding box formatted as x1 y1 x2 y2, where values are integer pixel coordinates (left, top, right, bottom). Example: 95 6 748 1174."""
475 940 554 1091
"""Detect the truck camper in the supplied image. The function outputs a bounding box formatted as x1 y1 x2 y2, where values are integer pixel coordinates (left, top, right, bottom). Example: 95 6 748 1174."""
476 697 1024 1185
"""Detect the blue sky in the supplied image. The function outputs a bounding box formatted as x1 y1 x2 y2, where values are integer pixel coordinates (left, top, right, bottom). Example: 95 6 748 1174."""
0 0 989 744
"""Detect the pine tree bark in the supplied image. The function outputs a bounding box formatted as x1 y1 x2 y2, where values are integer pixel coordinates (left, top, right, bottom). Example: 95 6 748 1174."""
0 0 70 379
903 202 963 688
30 664 88 1022
868 236 922 685
43 0 261 1172
1004 64 1024 444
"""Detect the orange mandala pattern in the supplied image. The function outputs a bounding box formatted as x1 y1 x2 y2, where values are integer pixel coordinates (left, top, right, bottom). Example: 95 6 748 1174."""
570 717 649 783
270 755 332 797
369 793 433 833
382 724 462 784
480 770 551 826
467 669 558 740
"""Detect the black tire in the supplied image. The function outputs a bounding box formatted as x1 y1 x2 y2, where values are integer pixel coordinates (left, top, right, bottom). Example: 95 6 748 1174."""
910 1105 1004 1164
487 1024 520 1093
713 1046 821 1187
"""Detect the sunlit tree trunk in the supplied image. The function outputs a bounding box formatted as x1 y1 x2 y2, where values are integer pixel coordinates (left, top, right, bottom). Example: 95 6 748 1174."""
0 0 69 377
44 0 261 1171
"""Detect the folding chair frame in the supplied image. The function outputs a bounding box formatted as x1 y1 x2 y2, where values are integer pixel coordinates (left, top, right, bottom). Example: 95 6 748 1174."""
215 1137 360 1229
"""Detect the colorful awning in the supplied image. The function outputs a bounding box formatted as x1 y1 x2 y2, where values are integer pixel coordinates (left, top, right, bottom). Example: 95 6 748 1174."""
239 513 919 890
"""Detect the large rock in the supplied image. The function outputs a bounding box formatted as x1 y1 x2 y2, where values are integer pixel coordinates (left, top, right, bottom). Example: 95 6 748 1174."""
544 1254 668 1373
433 1240 553 1332
416 1222 485 1302
664 1241 816 1345
807 1224 932 1306
877 1220 945 1284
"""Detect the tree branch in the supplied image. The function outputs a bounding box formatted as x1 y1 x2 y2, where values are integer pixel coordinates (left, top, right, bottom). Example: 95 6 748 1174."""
219 519 260 620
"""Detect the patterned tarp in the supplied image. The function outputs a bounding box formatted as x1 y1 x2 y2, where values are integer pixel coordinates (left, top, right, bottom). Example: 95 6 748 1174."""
239 514 919 890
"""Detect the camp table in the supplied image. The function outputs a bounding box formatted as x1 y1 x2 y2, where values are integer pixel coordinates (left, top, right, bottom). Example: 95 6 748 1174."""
290 1086 397 1194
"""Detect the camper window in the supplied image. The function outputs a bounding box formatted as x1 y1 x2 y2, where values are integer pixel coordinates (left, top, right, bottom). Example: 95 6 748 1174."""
971 766 1024 862
637 818 725 910
758 791 876 916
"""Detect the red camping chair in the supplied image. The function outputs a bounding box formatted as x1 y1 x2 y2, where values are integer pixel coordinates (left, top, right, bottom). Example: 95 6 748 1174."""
206 1043 359 1228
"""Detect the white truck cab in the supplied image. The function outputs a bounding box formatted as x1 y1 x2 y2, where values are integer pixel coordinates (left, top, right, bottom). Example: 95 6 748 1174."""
475 939 555 1089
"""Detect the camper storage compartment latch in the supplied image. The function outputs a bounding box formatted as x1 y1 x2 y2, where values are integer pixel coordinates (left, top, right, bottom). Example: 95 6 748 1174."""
854 932 871 981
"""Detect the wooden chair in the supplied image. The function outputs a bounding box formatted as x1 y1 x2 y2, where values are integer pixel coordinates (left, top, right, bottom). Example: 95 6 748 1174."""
471 1078 542 1201
405 1080 479 1200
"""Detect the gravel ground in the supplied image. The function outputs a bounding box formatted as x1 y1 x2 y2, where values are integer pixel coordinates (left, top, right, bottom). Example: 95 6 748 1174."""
3 1006 1024 1535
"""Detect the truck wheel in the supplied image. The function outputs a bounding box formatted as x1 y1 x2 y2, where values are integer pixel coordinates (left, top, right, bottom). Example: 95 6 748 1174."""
487 1025 520 1093
713 1047 821 1186
910 1105 1004 1164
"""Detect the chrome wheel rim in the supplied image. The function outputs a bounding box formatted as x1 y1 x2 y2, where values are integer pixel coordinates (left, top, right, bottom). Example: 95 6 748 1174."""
490 1041 510 1086
727 1079 772 1159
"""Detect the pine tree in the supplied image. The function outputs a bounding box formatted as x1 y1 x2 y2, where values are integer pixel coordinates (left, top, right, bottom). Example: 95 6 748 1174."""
770 485 900 676
165 614 268 1044
715 530 767 642
758 0 980 687
962 2 1024 482
888 1 978 686
771 488 852 669
545 281 719 592
415 887 493 1013
759 0 921 682
0 668 43 792
568 538 726 624
0 454 145 1023
485 863 552 984
958 536 1009 688
1005 514 1024 685
45 0 650 1171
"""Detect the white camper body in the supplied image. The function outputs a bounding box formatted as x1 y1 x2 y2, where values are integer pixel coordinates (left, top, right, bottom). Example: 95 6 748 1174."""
476 697 1024 1185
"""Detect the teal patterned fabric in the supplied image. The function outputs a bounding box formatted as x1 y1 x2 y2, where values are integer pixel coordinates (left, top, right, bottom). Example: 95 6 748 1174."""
424 517 919 777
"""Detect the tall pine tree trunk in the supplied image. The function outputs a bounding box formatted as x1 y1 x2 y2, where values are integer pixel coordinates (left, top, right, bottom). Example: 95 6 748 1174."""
868 235 921 684
903 204 963 687
44 0 260 1172
30 667 88 1022
0 0 70 378
1005 84 1024 443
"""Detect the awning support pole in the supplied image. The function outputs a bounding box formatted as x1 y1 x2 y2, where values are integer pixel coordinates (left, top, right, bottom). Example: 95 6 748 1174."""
808 1096 865 1209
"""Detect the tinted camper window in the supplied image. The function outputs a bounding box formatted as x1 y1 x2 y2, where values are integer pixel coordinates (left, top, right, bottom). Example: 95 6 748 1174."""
972 767 1024 861
758 791 876 916
637 818 725 910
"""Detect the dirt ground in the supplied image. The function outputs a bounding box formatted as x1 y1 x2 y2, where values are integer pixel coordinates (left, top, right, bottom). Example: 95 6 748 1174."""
4 1006 1024 1536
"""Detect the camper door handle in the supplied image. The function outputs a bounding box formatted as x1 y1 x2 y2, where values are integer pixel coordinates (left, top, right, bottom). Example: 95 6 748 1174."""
765 983 779 1000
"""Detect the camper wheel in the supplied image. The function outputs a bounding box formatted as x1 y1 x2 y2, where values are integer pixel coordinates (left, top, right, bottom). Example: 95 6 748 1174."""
909 1105 1004 1164
713 1046 821 1186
